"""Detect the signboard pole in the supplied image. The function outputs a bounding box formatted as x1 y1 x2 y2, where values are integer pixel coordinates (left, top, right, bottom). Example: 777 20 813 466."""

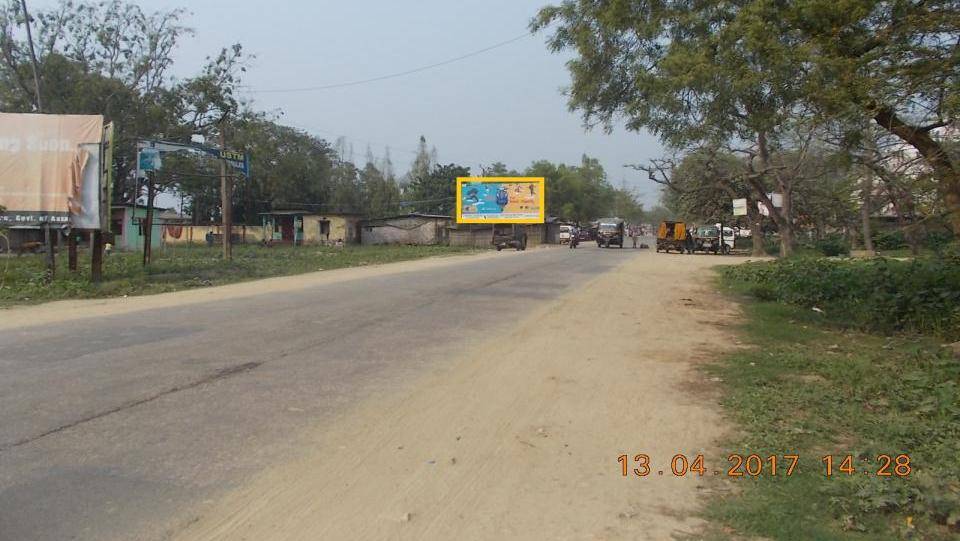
91 231 103 283
43 224 55 278
68 232 78 271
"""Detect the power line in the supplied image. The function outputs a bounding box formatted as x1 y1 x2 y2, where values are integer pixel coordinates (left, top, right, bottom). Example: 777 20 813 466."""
241 31 532 94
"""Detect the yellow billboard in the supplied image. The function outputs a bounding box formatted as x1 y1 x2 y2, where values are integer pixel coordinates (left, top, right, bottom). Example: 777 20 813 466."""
456 177 545 224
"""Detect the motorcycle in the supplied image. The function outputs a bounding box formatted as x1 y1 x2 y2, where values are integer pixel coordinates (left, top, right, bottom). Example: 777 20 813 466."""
569 232 579 249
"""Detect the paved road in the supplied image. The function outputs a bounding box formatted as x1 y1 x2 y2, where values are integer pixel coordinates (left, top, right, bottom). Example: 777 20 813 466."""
0 243 644 541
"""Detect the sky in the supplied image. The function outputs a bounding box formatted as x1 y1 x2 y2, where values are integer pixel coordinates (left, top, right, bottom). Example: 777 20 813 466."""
35 0 666 207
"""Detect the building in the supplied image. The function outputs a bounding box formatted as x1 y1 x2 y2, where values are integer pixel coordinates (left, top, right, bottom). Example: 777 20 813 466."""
361 213 452 245
110 203 169 252
259 210 361 245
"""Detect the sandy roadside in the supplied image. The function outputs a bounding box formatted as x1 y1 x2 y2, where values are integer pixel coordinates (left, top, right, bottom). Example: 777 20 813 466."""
0 250 513 331
173 252 742 541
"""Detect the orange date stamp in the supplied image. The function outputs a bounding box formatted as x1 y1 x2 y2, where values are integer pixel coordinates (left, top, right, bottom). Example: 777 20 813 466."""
617 453 912 478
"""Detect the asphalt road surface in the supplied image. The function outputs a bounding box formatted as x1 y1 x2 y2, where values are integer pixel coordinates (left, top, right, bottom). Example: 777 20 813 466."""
1 242 664 541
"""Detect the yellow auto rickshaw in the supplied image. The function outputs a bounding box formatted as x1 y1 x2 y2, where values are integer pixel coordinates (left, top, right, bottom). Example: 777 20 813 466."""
656 221 687 253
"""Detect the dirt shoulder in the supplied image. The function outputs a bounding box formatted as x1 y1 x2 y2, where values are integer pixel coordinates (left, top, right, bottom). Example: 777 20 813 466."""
174 252 743 541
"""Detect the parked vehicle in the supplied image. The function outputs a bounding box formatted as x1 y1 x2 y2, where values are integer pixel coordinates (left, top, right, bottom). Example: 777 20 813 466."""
656 221 687 253
559 224 574 244
578 228 593 241
692 225 735 254
596 218 625 248
493 227 528 251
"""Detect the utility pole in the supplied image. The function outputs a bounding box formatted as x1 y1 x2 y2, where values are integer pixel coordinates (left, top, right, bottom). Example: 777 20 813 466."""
220 127 232 260
19 0 42 112
142 178 155 266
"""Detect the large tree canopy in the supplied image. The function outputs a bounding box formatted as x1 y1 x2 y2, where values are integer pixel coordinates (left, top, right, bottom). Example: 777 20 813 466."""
534 0 960 240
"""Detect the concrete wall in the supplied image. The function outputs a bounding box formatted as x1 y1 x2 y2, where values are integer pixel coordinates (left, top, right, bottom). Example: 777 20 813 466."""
362 217 449 245
449 226 494 248
448 224 545 248
163 225 267 245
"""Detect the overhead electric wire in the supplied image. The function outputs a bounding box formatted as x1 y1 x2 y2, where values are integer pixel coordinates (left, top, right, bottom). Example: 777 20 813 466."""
241 31 532 94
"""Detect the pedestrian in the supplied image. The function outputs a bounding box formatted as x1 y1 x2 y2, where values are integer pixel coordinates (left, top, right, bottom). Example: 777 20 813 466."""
631 226 638 248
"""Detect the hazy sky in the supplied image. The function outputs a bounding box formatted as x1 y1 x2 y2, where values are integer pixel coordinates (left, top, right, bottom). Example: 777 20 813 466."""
36 0 666 206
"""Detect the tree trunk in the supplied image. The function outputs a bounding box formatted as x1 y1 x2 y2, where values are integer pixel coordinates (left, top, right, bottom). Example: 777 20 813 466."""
747 199 765 256
752 130 794 257
860 169 875 252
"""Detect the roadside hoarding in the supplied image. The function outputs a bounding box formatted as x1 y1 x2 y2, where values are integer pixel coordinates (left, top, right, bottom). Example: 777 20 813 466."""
136 140 250 179
732 198 748 216
0 113 105 228
456 177 545 224
758 193 783 217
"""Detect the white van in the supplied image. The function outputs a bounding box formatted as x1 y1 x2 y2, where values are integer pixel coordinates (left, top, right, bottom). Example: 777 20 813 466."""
559 224 574 244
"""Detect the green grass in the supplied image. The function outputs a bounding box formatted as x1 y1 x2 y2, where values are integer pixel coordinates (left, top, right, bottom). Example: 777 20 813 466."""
0 244 482 307
699 279 960 540
878 248 937 259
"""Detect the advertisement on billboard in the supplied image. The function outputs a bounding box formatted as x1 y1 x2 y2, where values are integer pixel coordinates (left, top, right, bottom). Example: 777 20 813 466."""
0 113 105 228
456 177 545 224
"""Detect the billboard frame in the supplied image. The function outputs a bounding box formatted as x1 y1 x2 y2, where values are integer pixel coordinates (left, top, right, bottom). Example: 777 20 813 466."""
456 176 545 224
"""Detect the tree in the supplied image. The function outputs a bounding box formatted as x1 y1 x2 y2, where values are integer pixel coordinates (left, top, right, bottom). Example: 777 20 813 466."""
533 0 810 255
525 155 617 223
773 1 960 234
360 162 400 218
407 163 469 215
640 148 766 255
405 135 435 188
535 0 960 241
480 162 517 176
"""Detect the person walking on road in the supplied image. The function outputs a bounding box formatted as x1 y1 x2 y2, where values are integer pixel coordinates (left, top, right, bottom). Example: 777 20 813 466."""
631 226 638 248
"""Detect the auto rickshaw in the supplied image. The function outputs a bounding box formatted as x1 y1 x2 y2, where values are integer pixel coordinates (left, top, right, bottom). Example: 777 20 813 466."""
656 221 687 253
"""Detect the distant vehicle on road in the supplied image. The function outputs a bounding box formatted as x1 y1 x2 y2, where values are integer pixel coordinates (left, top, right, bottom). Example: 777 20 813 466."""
578 228 592 241
493 227 528 251
656 221 687 253
596 218 625 248
559 224 574 244
693 225 735 254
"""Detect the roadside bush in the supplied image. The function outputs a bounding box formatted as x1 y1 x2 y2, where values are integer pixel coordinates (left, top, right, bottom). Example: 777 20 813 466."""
722 256 960 337
815 234 850 257
763 238 781 256
925 230 954 252
874 229 906 251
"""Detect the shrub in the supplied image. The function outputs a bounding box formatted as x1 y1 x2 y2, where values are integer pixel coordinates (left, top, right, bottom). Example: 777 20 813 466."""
874 229 906 251
925 230 954 252
722 256 960 338
816 235 850 257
